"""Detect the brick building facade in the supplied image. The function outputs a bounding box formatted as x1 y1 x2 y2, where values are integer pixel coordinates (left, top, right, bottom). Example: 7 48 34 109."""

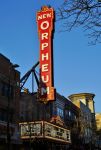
0 54 20 149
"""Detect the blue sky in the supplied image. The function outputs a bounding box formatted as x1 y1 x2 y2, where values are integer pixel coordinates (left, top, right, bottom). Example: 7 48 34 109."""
0 0 101 113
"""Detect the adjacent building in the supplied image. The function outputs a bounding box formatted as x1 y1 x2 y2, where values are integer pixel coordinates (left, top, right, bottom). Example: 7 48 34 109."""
95 113 101 149
0 54 20 149
68 93 96 149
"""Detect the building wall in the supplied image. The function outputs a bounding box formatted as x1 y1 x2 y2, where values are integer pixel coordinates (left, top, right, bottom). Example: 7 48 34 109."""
68 93 96 146
0 54 20 145
19 92 80 149
96 113 101 131
68 93 95 113
20 92 52 122
95 113 101 148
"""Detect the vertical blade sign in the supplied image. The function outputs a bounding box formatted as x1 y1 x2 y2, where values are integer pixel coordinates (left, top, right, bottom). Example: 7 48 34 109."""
37 6 55 103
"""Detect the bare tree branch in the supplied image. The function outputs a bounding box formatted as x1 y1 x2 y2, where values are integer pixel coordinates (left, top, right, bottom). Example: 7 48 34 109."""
57 0 101 45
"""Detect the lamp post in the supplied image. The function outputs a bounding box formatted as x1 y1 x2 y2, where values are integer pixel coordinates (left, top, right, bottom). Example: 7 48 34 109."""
7 64 19 150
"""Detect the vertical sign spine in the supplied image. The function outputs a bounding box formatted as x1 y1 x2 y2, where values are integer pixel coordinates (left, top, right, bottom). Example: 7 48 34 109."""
37 6 56 103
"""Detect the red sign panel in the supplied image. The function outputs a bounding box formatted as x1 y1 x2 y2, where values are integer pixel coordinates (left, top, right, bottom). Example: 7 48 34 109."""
37 6 55 102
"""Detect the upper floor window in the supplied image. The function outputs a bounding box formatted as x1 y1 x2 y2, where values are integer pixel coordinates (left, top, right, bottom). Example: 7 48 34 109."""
69 111 71 117
57 107 64 118
0 109 7 122
1 81 9 97
0 109 14 123
0 81 14 98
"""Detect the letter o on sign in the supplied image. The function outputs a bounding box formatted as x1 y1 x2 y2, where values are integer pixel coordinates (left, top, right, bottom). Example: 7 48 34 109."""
41 21 49 30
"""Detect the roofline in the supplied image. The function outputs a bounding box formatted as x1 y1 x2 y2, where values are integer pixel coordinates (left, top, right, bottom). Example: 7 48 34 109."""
68 93 95 99
0 53 10 62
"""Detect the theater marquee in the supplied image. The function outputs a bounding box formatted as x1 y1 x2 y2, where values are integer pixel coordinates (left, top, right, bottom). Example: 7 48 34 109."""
37 6 56 102
19 121 71 143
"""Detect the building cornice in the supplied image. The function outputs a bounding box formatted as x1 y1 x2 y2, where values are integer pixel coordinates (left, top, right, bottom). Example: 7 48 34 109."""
68 93 95 99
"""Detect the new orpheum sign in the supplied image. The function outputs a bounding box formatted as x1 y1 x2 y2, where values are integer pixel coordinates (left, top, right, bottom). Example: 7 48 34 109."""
37 6 55 102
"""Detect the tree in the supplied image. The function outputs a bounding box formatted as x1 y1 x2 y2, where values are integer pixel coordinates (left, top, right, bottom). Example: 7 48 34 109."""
57 0 101 45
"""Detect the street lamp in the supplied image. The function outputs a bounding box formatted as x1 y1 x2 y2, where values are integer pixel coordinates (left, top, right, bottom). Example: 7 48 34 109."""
7 63 19 150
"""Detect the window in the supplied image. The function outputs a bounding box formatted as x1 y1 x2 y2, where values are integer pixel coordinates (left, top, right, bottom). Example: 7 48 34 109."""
57 107 64 118
0 109 13 123
1 81 8 96
0 81 14 98
0 109 7 122
69 111 71 117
